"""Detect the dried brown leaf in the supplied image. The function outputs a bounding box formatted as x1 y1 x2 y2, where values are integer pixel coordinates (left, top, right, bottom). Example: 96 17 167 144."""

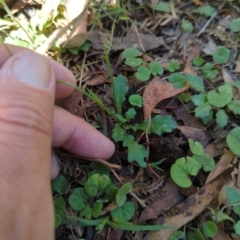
177 126 205 142
143 77 190 119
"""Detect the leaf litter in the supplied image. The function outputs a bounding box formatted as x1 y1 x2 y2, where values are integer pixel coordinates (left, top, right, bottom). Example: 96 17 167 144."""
3 0 240 239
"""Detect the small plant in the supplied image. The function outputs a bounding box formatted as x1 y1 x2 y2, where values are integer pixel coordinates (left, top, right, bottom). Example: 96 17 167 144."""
52 163 170 232
170 139 215 188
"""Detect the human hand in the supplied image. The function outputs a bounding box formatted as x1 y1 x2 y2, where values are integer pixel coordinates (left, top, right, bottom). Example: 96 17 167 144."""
0 44 115 240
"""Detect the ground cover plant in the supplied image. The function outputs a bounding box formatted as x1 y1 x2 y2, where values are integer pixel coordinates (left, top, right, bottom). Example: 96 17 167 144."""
1 0 240 239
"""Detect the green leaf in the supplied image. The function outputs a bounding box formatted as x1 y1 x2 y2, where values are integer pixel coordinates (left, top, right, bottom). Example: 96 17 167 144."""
186 228 205 240
131 115 177 135
170 231 185 240
80 204 92 220
212 210 235 223
203 221 217 238
202 109 214 124
207 83 233 107
90 162 110 175
202 63 219 80
135 66 151 81
112 74 128 115
111 201 135 221
168 73 187 88
227 127 240 156
227 187 240 215
178 93 192 102
153 2 170 12
192 94 207 106
149 61 164 76
230 18 240 32
188 139 204 156
234 221 240 235
54 197 66 228
213 46 230 64
125 108 136 120
116 182 132 207
122 48 142 67
228 100 240 115
192 5 216 17
192 154 215 172
52 175 69 194
216 109 228 128
112 123 125 142
92 202 103 219
181 19 193 33
68 188 85 211
129 94 143 107
84 174 111 197
195 102 212 118
123 135 148 168
170 157 201 188
167 61 180 72
104 184 119 201
192 57 204 67
186 74 205 92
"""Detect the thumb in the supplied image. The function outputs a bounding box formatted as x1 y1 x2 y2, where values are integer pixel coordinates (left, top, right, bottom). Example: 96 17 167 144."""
0 51 55 177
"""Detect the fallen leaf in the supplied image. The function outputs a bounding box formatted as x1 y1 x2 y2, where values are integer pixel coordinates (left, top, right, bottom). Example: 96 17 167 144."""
143 77 189 119
174 106 206 130
138 178 180 222
213 224 232 240
204 143 223 158
86 75 109 86
177 126 205 142
192 0 204 6
76 101 95 117
143 167 233 240
183 45 201 74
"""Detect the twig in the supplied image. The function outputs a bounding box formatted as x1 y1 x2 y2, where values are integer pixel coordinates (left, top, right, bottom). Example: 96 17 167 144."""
111 169 146 208
58 152 121 170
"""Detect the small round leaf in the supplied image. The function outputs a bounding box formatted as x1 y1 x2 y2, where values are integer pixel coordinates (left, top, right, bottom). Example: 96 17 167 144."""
227 127 240 156
135 66 151 81
230 18 240 32
111 201 135 221
129 94 143 108
203 221 217 238
213 46 230 64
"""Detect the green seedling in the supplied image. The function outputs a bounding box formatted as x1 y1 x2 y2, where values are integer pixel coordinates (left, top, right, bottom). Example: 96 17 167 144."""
186 228 205 240
129 94 143 108
227 127 240 156
135 66 151 81
203 221 217 238
192 5 216 17
181 19 194 33
170 231 185 240
167 61 180 72
54 197 66 228
122 48 142 67
202 63 219 80
171 139 215 187
52 175 69 194
152 2 171 12
192 57 204 67
168 73 187 89
230 18 240 32
213 46 230 64
149 61 164 76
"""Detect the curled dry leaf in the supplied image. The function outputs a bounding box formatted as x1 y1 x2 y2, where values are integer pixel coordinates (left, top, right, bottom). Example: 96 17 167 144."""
143 76 190 119
143 167 233 240
177 126 205 142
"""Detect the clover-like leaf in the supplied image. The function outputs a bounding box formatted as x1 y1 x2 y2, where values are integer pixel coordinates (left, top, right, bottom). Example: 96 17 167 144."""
68 188 85 211
52 175 69 194
168 73 187 89
186 74 205 92
230 18 240 32
92 202 103 219
149 61 164 76
227 127 240 156
216 109 228 128
203 221 217 238
170 157 201 188
207 83 233 108
194 102 212 118
135 66 151 81
192 5 216 17
192 154 215 172
122 48 142 67
54 197 66 228
129 94 143 107
228 100 240 115
123 134 148 168
116 182 132 207
111 202 135 221
227 187 240 215
188 139 204 156
234 221 240 235
192 57 204 67
170 231 185 240
213 46 230 64
202 63 219 80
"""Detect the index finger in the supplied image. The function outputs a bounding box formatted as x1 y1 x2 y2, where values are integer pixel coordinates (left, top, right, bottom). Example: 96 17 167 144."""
0 43 76 99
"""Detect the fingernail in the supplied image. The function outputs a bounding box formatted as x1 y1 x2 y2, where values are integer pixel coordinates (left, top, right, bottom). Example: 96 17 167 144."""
2 51 52 89
51 151 60 180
